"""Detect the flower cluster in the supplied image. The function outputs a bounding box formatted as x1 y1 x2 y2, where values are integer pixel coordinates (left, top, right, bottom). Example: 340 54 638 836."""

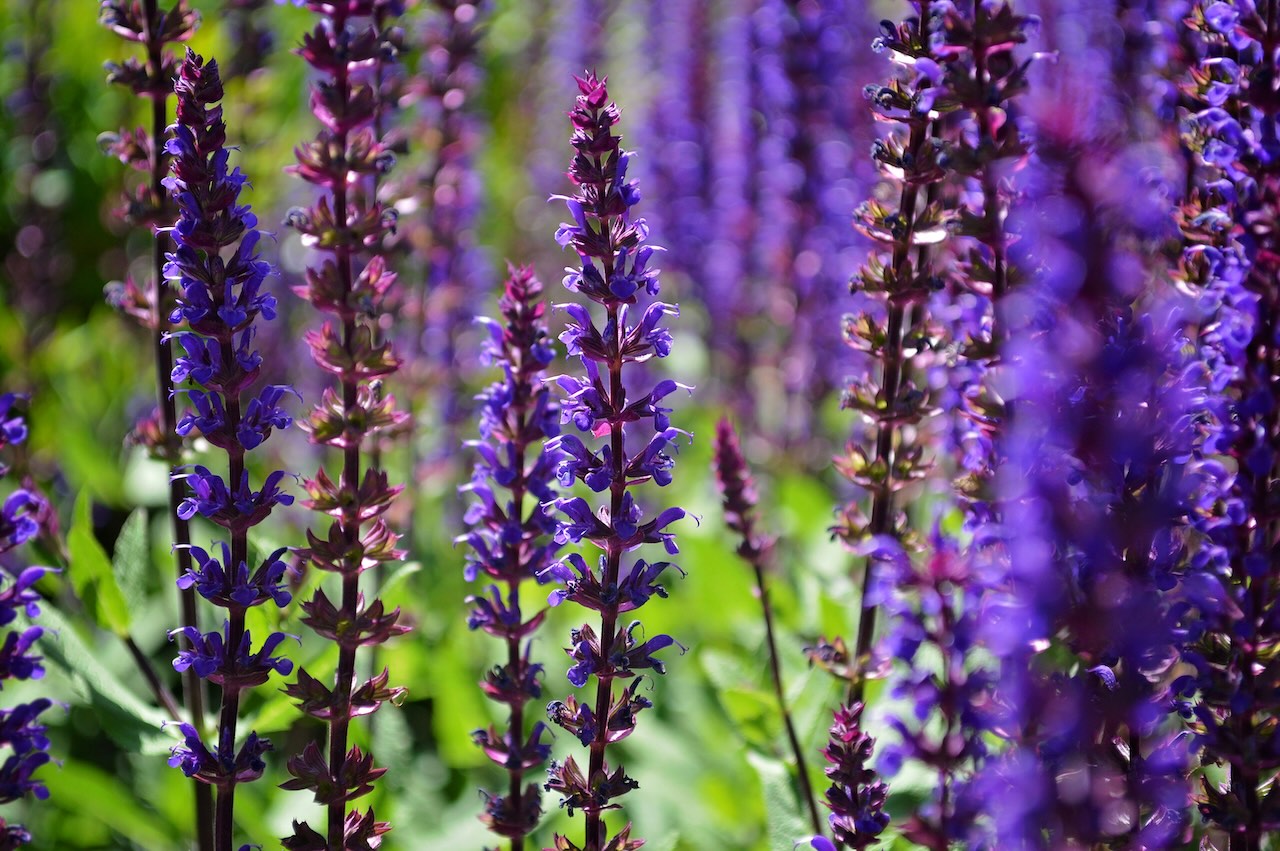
755 0 874 447
160 49 295 850
799 703 888 851
972 2 1200 842
459 264 563 845
1174 2 1280 841
868 3 1034 844
100 0 201 457
542 72 689 851
280 2 409 847
0 395 53 849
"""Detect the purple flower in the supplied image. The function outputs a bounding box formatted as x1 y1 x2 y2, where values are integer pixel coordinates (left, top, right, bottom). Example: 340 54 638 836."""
160 51 295 849
169 624 295 688
968 5 1201 843
0 398 27 462
1171 2 1280 842
0 398 52 839
541 72 690 849
167 722 272 786
459 265 563 843
836 0 948 716
820 703 888 849
177 542 291 610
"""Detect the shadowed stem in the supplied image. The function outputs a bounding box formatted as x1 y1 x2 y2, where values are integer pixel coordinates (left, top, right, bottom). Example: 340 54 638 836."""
214 381 248 851
141 1 213 847
715 419 822 836
751 548 821 834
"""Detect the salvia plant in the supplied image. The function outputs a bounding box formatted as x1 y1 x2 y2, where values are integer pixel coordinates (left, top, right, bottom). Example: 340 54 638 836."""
280 1 409 847
460 264 562 848
974 1 1200 844
540 72 689 851
864 3 1035 847
0 396 52 850
1176 1 1280 845
161 47 296 851
838 0 948 702
713 417 822 838
16 0 1280 848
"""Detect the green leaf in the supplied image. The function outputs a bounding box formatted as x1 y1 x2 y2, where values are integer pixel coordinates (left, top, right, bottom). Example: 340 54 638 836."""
37 605 170 753
43 759 181 848
66 490 131 636
748 751 812 849
111 508 149 615
378 559 422 601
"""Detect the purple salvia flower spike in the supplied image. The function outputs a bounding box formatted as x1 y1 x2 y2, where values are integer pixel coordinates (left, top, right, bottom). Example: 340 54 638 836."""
398 1 491 505
460 264 564 845
821 703 889 849
713 418 823 837
872 3 1038 846
1175 1 1280 845
971 1 1201 844
0 396 54 847
838 0 949 706
161 49 295 851
280 2 410 848
543 72 689 851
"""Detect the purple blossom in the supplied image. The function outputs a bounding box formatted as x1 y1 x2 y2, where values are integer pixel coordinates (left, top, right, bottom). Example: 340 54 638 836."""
160 50 295 850
969 4 1200 842
542 73 690 851
399 0 492 451
1171 1 1280 841
837 0 950 713
0 397 52 840
820 703 888 849
459 265 563 842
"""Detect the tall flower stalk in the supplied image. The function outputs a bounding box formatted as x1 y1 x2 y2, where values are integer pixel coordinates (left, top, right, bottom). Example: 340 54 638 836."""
867 4 1035 846
1176 2 1280 846
161 49 296 851
971 3 1199 841
839 0 948 702
713 418 822 837
0 394 53 849
98 4 212 847
281 2 408 848
542 72 688 851
460 264 562 848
